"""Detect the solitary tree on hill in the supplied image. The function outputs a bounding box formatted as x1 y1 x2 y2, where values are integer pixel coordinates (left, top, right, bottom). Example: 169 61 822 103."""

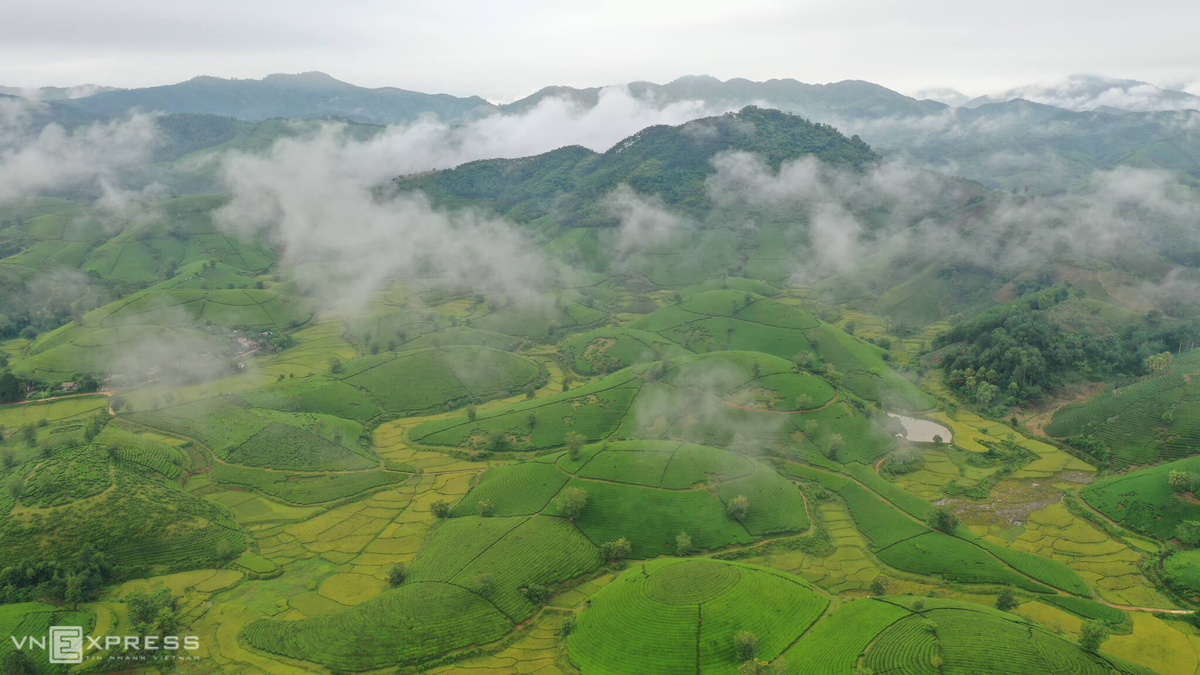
388 563 406 587
600 537 631 562
676 531 692 556
728 495 749 523
566 432 586 461
734 630 757 661
556 487 588 521
1169 470 1191 493
995 587 1019 611
1078 619 1109 653
928 507 959 534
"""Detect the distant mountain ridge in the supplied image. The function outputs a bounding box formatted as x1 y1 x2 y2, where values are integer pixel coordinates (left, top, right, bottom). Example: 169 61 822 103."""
7 72 1198 194
965 75 1200 113
55 71 494 125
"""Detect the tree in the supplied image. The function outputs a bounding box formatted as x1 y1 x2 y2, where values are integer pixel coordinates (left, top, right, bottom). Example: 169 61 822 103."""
1177 520 1200 548
804 420 818 437
793 351 815 372
556 487 588 521
467 405 478 422
600 538 631 562
477 499 495 517
795 394 812 410
430 499 451 519
869 575 889 596
727 495 749 523
475 573 494 597
388 563 406 587
525 385 537 399
566 432 586 461
1079 619 1109 653
522 583 550 604
827 434 843 461
0 372 21 404
932 434 943 444
1 650 34 675
1 450 14 469
676 531 692 556
328 357 344 374
734 630 758 661
995 587 1019 611
822 363 843 385
929 507 959 533
750 361 762 379
487 429 506 452
1170 470 1191 493
527 411 538 428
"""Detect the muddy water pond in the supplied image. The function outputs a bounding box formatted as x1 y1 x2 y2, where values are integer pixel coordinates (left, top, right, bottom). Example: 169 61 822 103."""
887 413 952 443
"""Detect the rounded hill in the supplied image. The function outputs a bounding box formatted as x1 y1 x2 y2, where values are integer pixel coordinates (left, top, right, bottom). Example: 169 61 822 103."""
568 558 829 675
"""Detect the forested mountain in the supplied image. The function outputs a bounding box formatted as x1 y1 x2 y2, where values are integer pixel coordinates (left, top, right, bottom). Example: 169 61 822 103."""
394 106 876 224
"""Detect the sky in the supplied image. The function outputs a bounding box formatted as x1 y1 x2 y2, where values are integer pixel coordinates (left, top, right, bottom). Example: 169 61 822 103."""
1 0 1198 101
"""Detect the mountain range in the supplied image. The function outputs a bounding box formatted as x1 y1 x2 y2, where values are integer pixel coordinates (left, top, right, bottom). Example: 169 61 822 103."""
3 72 1198 194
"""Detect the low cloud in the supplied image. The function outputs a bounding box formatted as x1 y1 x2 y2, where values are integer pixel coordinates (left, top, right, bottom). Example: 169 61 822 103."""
703 150 1200 285
213 88 735 309
605 184 694 259
0 104 160 204
976 75 1200 113
214 124 549 311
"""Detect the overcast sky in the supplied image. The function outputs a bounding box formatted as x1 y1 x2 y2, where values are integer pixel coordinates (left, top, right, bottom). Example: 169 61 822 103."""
2 0 1198 101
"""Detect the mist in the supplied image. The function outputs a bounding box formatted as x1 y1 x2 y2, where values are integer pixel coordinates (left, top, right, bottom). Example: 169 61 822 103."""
0 103 159 204
213 87 733 309
702 150 1200 286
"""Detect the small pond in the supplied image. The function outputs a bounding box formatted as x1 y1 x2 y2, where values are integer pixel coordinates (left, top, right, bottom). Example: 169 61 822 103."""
887 413 952 443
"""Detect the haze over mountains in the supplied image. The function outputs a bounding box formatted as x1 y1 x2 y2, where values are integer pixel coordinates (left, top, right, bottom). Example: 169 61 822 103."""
3 71 1197 195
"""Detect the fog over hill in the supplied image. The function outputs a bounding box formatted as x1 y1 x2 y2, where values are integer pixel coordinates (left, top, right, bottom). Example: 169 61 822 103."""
3 72 1194 195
